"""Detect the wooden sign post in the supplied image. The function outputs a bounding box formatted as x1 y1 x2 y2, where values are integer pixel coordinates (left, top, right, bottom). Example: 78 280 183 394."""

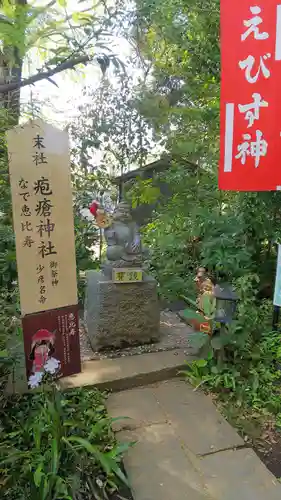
7 119 81 387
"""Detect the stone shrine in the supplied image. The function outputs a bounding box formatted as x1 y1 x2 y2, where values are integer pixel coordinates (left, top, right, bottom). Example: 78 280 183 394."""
84 202 160 350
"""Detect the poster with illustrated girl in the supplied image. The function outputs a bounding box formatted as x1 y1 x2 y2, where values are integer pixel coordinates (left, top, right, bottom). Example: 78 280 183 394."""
28 328 61 388
22 304 81 389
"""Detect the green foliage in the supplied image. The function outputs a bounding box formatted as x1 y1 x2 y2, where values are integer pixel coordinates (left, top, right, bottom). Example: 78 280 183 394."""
70 73 153 177
129 0 281 442
182 290 281 436
133 0 281 301
70 154 113 302
74 213 98 272
72 182 100 301
129 177 161 209
183 326 281 417
0 218 17 289
0 288 21 398
74 212 100 303
0 386 130 500
131 0 220 163
0 0 116 83
141 164 281 299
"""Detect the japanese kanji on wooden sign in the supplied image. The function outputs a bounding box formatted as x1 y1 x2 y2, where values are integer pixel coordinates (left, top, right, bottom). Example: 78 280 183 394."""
7 119 78 315
219 1 281 191
7 119 81 386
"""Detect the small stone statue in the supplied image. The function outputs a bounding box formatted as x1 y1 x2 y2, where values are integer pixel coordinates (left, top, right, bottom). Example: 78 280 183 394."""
102 202 146 276
195 267 215 317
85 200 160 349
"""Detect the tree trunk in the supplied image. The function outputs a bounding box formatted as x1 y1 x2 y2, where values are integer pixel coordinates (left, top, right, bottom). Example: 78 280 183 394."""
0 0 26 129
0 0 27 238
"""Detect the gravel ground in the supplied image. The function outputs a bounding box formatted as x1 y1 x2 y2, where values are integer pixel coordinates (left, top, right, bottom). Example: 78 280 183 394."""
79 310 195 361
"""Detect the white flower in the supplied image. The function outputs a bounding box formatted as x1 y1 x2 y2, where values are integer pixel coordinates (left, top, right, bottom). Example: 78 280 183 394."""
44 357 60 375
96 478 103 488
28 371 44 389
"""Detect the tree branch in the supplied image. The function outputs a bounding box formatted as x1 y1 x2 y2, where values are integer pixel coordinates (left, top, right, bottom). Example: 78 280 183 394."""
0 54 92 94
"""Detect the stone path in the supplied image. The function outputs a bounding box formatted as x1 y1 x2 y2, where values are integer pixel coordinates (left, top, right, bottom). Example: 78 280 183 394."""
107 379 281 500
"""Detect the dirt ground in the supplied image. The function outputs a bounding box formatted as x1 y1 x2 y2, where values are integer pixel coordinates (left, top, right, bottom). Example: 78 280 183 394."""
254 426 281 479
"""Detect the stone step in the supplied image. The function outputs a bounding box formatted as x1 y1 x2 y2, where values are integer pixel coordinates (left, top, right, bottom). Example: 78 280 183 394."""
59 349 189 392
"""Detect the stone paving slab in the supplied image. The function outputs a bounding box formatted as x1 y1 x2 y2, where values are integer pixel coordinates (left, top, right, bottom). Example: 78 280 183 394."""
106 379 281 500
118 424 213 500
59 350 187 392
197 448 281 500
107 386 167 432
107 379 243 455
152 379 244 455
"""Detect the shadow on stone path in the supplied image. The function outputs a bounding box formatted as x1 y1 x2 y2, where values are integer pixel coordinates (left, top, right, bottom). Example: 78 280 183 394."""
107 379 281 500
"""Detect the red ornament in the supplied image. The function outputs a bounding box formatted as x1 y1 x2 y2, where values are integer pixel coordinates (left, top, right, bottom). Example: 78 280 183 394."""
89 200 99 217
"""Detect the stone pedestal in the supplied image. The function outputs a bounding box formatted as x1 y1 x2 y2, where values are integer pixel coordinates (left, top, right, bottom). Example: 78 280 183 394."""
84 271 160 350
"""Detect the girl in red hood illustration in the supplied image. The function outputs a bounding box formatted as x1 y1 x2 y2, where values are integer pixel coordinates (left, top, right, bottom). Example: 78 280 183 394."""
28 329 60 389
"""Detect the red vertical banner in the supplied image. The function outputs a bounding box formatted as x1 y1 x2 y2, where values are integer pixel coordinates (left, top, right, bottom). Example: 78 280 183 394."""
220 1 281 191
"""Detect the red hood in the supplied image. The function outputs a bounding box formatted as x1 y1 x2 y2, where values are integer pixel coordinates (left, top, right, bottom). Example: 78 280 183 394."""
32 329 55 345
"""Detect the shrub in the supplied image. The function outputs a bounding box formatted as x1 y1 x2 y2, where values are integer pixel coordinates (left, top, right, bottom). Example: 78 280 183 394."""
1 385 130 500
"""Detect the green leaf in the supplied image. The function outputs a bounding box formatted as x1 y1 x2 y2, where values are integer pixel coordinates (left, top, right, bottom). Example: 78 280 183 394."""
110 441 135 457
110 416 131 423
34 464 43 488
102 455 129 486
72 11 91 23
211 366 219 374
196 359 208 368
65 436 111 473
51 437 59 474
